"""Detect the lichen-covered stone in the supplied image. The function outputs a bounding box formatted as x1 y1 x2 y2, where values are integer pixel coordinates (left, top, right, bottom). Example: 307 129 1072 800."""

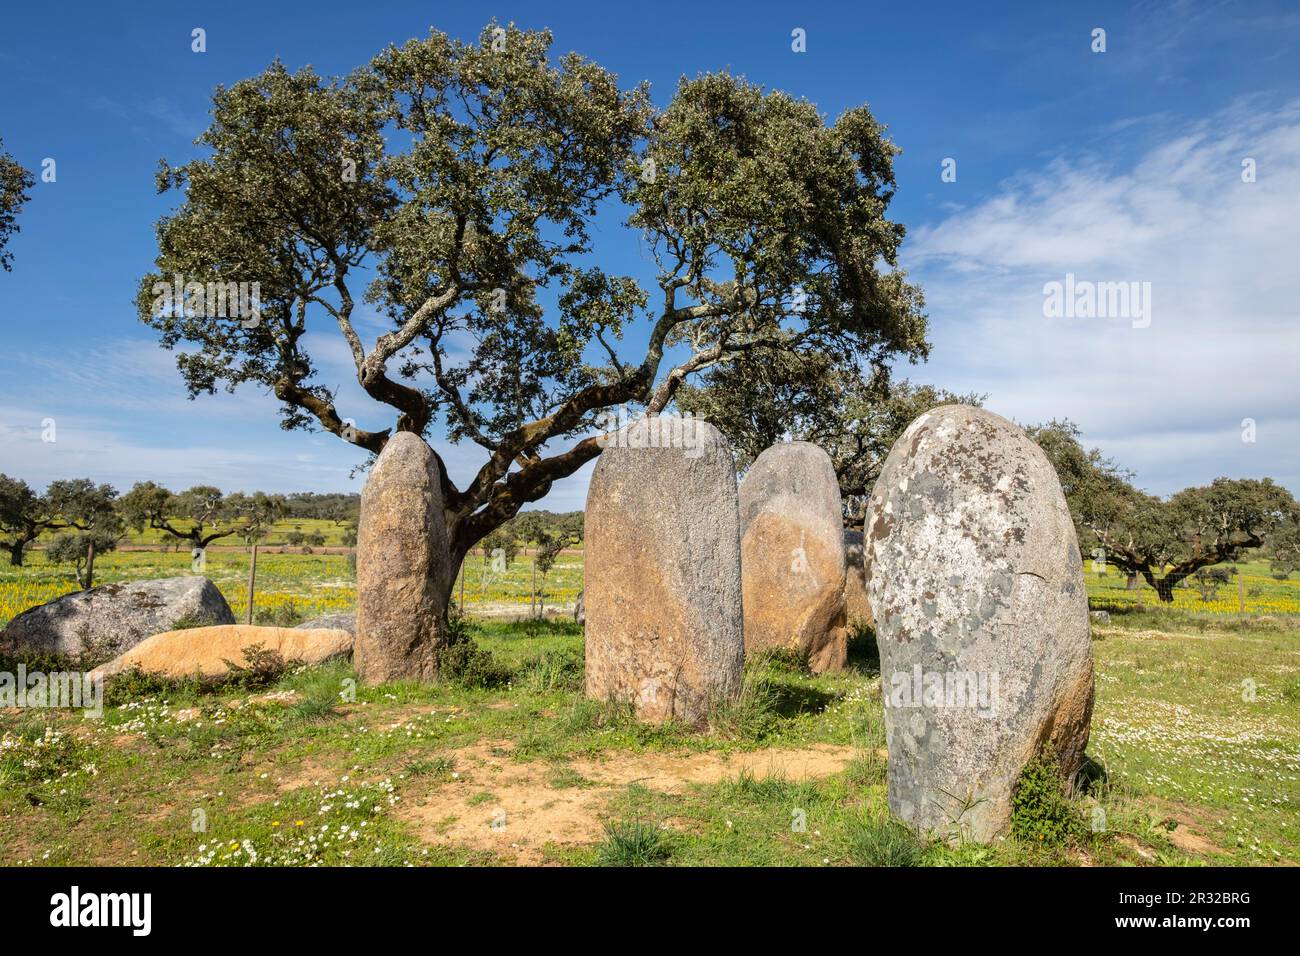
584 417 744 726
0 576 234 662
866 404 1094 842
739 441 849 673
355 432 449 684
843 529 874 630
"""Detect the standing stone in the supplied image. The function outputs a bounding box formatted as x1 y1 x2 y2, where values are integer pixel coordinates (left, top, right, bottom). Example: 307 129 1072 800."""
584 417 744 726
739 441 849 673
355 432 450 683
843 529 874 630
866 405 1094 842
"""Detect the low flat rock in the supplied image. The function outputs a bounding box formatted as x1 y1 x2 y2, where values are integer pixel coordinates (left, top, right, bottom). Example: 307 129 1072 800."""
89 624 353 682
866 404 1094 842
0 576 234 662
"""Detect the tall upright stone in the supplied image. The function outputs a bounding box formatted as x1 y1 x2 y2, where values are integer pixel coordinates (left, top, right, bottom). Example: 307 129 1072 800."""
739 441 849 672
842 529 874 630
866 404 1094 842
355 432 450 683
584 416 744 726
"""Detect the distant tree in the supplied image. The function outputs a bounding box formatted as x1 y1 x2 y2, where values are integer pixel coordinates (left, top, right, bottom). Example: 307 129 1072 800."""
42 479 121 588
0 136 34 272
1030 421 1297 602
677 363 980 525
120 482 287 553
137 22 927 657
516 511 582 616
46 529 121 589
1268 514 1300 580
0 475 70 566
1189 566 1235 602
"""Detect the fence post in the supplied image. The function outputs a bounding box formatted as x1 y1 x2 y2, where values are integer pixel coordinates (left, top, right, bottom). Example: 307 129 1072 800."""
1238 573 1246 616
246 541 259 625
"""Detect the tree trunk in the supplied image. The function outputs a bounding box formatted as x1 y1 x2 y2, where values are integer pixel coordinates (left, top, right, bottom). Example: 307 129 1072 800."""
85 538 97 590
246 542 259 624
1153 577 1176 603
1125 573 1139 590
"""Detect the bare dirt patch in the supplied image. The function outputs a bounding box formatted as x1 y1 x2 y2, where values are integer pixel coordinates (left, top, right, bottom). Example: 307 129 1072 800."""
397 741 857 865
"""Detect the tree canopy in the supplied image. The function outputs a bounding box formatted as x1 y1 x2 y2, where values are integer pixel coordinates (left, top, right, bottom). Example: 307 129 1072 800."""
138 22 927 571
677 362 979 524
119 482 287 550
0 135 34 272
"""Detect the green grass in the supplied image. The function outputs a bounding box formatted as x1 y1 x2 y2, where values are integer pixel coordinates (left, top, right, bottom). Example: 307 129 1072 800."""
1 546 1296 867
0 606 1294 867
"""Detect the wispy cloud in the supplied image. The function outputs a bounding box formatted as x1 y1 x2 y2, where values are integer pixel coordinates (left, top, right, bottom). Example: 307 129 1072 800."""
906 97 1300 495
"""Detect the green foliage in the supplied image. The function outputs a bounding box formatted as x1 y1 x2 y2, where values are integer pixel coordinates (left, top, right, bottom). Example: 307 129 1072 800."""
595 819 670 866
44 529 121 588
1281 677 1300 704
221 643 290 689
103 666 202 707
137 21 927 545
252 599 305 627
708 662 784 741
439 611 512 688
120 482 287 550
516 647 584 693
0 724 93 787
0 135 34 271
1030 420 1298 601
679 372 980 520
1010 747 1082 846
846 814 925 866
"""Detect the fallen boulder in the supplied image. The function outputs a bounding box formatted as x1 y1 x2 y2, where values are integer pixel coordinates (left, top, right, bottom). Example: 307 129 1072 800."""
1 576 234 662
89 624 352 683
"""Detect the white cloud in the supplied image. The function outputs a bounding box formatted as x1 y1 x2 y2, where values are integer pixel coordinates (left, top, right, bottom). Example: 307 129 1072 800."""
906 97 1300 495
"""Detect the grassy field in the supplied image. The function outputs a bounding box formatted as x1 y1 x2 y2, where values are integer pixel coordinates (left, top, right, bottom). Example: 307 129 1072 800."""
0 546 582 627
0 548 1296 866
0 608 1296 866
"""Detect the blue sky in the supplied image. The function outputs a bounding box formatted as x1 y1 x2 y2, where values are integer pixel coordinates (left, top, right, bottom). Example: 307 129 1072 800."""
2 0 1298 509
